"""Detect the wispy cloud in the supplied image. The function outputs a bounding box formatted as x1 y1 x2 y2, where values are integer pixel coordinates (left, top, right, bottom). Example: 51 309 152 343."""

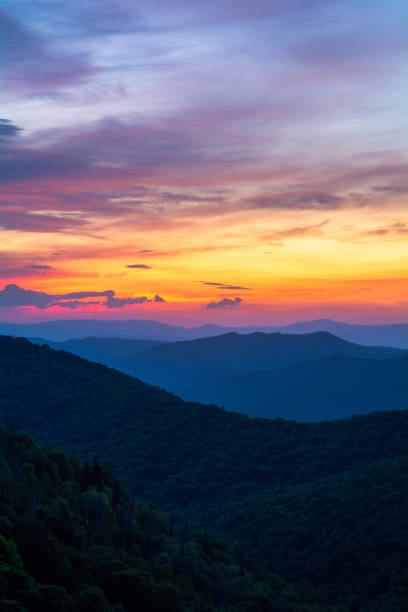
358 222 408 238
2 11 95 96
126 264 152 269
264 220 329 242
200 281 250 290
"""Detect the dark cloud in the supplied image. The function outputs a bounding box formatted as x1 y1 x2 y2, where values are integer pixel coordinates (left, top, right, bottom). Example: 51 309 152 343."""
26 265 53 270
0 284 163 310
205 297 242 309
200 281 250 290
50 300 101 309
264 220 328 241
105 295 151 308
0 284 58 309
0 284 113 309
139 249 154 253
0 119 22 141
0 147 88 184
126 264 152 269
61 290 115 300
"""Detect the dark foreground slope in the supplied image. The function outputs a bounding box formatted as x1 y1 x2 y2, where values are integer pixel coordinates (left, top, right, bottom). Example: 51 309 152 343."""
0 426 316 612
1 336 408 610
194 353 408 420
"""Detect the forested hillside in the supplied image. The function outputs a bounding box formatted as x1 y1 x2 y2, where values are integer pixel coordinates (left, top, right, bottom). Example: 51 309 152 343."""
30 336 164 370
30 331 406 420
116 331 403 396
1 336 407 610
0 425 321 611
192 353 407 419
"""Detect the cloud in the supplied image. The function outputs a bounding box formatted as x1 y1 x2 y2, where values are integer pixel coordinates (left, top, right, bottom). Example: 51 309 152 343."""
205 297 242 309
248 192 344 211
105 295 151 308
26 264 53 270
126 264 152 269
264 220 328 241
0 119 22 141
50 300 101 309
0 284 113 309
0 284 165 310
2 11 95 95
200 281 250 290
358 222 408 238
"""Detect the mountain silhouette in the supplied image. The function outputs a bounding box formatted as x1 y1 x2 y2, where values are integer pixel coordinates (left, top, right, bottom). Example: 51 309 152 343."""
1 317 407 347
1 335 408 609
193 352 407 420
0 337 408 612
115 331 404 408
30 335 163 368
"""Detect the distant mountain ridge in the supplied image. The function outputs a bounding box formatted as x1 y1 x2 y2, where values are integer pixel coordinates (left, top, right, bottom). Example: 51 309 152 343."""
104 331 405 417
28 330 406 421
193 352 408 420
29 335 163 368
1 316 407 347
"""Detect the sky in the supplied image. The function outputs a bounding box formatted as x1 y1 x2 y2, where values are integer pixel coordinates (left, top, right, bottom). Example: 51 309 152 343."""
1 0 407 325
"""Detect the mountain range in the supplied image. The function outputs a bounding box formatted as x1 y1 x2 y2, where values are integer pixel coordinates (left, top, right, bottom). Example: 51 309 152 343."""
1 334 407 610
1 316 407 347
30 330 406 421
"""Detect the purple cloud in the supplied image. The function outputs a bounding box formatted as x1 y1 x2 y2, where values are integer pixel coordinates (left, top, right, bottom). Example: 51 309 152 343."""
126 264 152 269
105 295 151 308
0 284 113 309
2 11 95 95
50 300 101 309
0 119 22 141
0 284 165 310
205 297 242 309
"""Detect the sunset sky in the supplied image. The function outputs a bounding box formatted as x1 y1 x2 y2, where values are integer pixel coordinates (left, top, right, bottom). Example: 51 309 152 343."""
1 0 407 325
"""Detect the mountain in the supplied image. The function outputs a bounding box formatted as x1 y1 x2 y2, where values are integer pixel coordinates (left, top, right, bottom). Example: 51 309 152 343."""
1 335 408 609
271 318 408 349
0 426 314 612
29 331 405 421
193 353 408 420
113 331 404 412
1 317 407 347
29 336 164 369
0 318 188 342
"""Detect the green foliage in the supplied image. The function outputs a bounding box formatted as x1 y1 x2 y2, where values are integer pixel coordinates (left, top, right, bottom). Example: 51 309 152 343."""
0 425 322 612
1 335 407 610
